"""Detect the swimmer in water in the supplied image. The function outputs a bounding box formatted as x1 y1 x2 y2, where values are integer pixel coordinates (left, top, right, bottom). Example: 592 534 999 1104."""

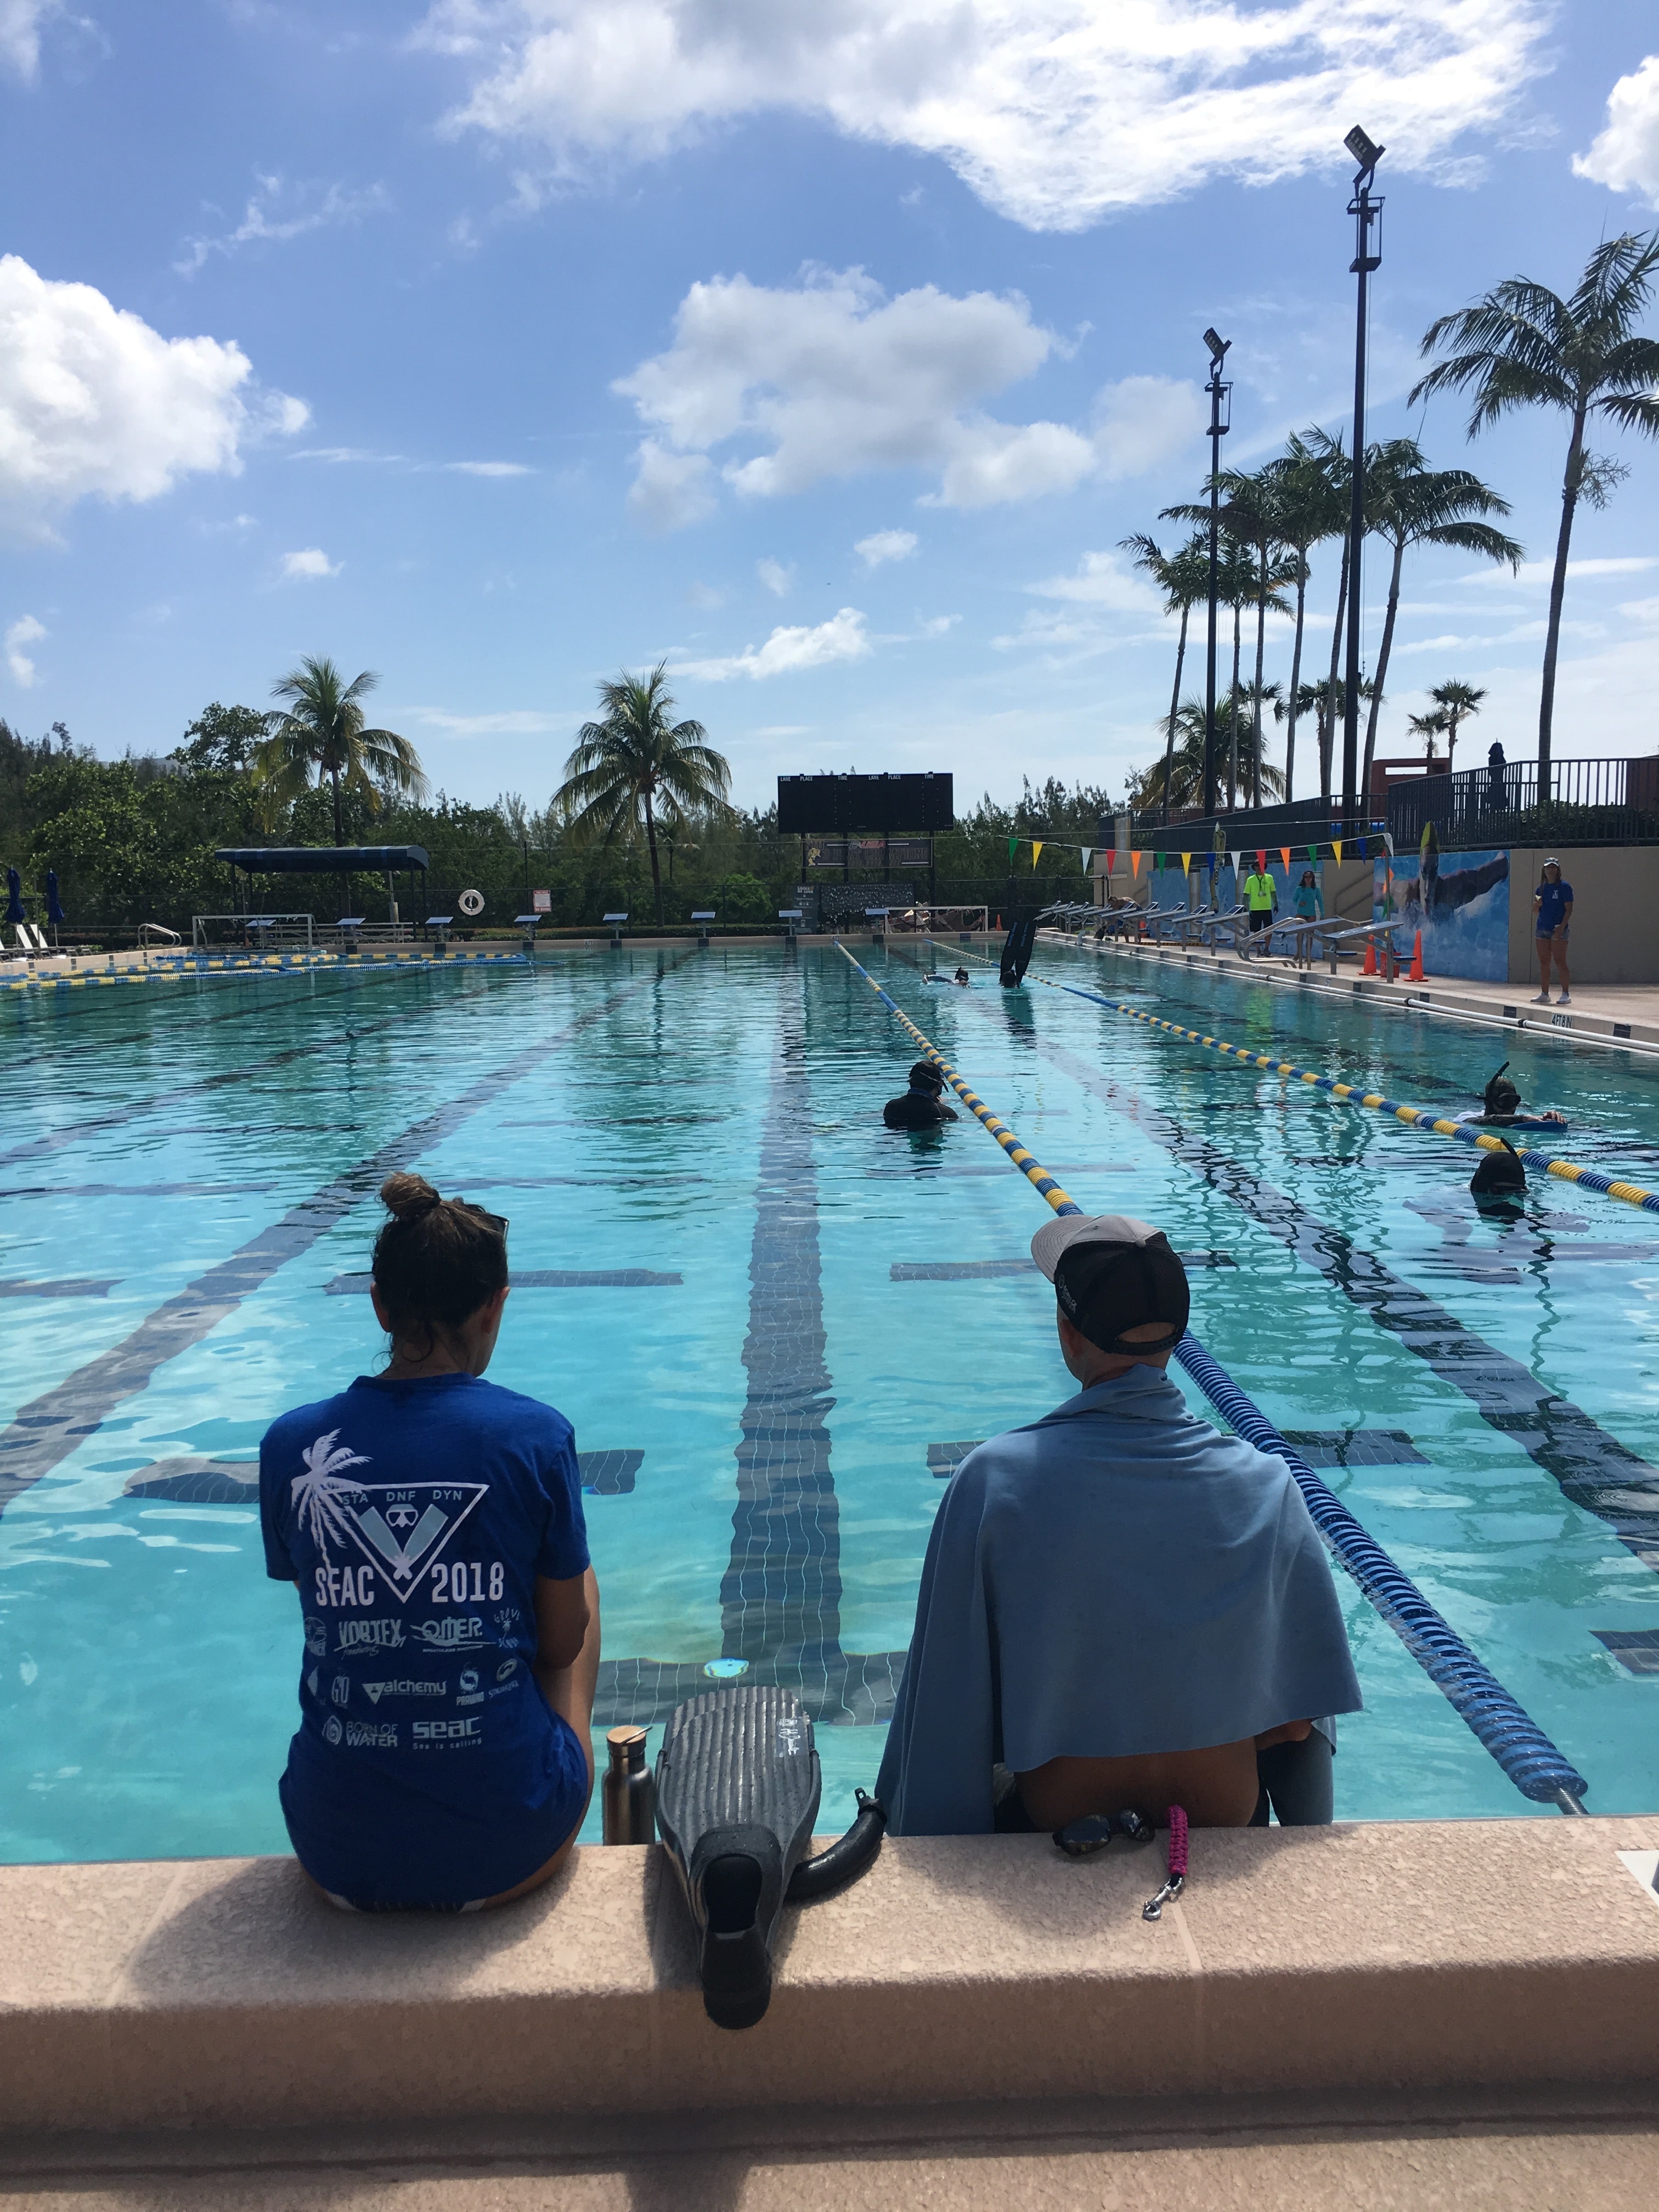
1470 1137 1527 1207
1458 1063 1566 1130
953 967 971 986
883 1062 961 1130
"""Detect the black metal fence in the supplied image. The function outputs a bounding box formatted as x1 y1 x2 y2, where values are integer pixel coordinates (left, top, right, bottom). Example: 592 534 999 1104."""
1386 756 1659 850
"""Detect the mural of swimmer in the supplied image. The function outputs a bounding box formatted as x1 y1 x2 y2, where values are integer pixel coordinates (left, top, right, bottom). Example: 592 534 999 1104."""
1373 827 1509 980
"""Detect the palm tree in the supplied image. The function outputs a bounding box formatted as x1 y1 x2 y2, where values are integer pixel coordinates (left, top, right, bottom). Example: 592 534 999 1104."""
1262 432 1350 804
1357 439 1522 803
1409 232 1659 795
1140 693 1286 814
1121 531 1209 823
1407 708 1449 774
1429 680 1487 775
555 664 731 927
256 659 427 912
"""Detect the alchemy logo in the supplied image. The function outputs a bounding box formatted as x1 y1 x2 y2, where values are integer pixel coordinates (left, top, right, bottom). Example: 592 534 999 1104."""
363 1680 444 1705
290 1431 487 1608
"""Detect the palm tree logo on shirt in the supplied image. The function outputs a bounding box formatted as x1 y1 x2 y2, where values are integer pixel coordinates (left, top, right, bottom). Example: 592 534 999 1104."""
290 1430 489 1605
292 1431 371 1555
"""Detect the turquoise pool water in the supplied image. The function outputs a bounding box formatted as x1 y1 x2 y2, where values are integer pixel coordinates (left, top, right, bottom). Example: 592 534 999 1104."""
3 940 1658 1861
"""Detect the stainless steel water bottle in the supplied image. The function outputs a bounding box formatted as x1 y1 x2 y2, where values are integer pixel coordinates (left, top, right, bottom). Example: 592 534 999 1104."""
602 1724 656 1844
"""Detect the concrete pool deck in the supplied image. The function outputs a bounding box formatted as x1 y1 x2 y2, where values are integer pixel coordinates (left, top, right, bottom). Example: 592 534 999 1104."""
5 1817 1659 2203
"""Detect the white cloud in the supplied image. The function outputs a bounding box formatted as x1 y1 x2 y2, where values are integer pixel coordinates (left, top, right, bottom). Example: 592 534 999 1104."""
444 459 532 476
855 528 917 566
1 1 63 81
175 177 393 278
918 613 958 637
625 437 715 531
423 0 1550 230
0 255 307 523
1460 555 1659 587
4 612 44 685
678 606 870 680
1574 55 1659 206
615 267 1197 523
280 546 341 580
756 556 793 596
396 704 564 733
1026 550 1163 613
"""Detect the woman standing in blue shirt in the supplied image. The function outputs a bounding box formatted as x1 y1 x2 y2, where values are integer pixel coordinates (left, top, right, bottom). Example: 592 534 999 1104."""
261 1174 600 1912
1291 868 1323 922
1533 859 1573 1006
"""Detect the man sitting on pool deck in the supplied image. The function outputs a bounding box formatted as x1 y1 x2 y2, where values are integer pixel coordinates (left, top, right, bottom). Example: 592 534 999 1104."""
876 1216 1362 1834
883 1061 961 1130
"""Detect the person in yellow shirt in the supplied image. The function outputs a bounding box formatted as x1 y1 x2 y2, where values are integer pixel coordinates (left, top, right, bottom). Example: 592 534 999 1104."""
1242 862 1278 941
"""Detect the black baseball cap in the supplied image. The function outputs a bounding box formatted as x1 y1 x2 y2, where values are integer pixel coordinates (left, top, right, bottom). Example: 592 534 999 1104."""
1030 1214 1191 1356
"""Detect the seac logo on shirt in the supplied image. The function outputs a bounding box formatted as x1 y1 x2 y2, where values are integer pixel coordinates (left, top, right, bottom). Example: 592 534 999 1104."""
414 1716 482 1746
291 1430 488 1609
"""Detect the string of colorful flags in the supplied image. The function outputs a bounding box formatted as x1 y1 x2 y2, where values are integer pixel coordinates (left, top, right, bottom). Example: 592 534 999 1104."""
1004 833 1397 876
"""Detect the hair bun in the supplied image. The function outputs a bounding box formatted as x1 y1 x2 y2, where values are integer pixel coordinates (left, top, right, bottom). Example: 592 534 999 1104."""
380 1172 442 1221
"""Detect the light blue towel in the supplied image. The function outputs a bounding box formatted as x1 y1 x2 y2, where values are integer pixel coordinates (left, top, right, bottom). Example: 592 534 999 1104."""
875 1365 1363 1835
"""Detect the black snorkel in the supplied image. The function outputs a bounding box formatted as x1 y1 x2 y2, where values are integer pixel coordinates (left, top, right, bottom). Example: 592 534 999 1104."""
1482 1062 1521 1121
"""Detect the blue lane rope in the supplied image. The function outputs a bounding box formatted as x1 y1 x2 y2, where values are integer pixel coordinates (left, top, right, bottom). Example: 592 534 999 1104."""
1004 938 1659 1217
840 938 1589 1813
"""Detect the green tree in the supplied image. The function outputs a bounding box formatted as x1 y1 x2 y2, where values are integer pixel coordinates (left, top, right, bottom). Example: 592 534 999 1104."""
1429 679 1487 775
1407 708 1449 772
1120 531 1209 825
554 663 731 928
1357 439 1521 801
1260 433 1349 804
255 658 427 848
1410 231 1659 793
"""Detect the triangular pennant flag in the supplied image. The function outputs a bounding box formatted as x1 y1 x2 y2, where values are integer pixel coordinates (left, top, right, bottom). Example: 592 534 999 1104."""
1180 851 1192 876
1256 849 1267 870
1031 840 1043 866
1081 847 1092 873
1307 844 1318 863
1333 839 1344 862
1227 850 1239 875
1104 849 1115 875
1008 837 1019 862
1153 850 1164 871
1383 832 1394 856
1280 846 1291 868
1130 851 1141 879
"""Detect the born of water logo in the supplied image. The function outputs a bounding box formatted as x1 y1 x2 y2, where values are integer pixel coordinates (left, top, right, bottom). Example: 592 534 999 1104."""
345 1719 398 1750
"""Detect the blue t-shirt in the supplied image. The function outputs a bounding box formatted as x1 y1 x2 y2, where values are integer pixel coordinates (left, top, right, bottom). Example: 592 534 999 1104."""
261 1372 590 1904
1536 879 1573 933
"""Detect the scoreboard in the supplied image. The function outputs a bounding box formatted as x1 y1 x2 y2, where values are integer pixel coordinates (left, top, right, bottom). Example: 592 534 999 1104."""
776 772 953 835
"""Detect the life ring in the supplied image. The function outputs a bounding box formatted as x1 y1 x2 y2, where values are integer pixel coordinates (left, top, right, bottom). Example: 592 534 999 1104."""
458 888 485 918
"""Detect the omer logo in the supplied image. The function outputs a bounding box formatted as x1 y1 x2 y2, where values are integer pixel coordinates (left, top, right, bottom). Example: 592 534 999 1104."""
291 1431 487 1609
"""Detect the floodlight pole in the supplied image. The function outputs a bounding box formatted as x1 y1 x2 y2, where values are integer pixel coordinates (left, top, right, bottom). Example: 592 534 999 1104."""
1202 330 1232 822
1342 130 1384 832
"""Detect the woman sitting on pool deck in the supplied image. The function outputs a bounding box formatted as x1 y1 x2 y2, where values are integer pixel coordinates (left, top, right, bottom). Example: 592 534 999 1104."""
259 1174 601 1912
876 1216 1362 1835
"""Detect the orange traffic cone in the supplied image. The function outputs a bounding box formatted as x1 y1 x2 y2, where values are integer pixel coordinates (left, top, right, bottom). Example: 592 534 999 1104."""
1362 939 1377 975
1408 929 1425 982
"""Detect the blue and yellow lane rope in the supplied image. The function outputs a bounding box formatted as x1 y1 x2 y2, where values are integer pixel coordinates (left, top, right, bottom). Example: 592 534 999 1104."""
837 941 1077 1217
840 933 1588 1810
928 937 1659 1219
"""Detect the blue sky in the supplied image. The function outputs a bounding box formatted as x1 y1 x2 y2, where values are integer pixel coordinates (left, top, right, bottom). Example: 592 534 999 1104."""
3 2 1659 812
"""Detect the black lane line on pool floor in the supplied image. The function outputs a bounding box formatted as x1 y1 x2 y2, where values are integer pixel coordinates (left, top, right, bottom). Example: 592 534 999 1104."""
0 969 508 1173
0 964 683 1515
597 963 906 1730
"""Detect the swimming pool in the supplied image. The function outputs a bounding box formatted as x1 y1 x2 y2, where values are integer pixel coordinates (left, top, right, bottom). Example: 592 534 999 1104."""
4 939 1658 1860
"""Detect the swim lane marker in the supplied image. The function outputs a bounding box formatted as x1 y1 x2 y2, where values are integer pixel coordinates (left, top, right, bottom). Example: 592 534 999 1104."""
927 937 1659 1220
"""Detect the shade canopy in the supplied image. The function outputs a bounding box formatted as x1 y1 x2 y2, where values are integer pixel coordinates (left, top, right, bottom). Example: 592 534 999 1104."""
45 868 65 924
214 846 430 874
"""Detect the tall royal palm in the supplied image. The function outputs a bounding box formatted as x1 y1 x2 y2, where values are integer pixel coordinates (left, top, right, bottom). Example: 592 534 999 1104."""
555 664 730 927
1263 433 1349 804
1410 232 1659 794
1357 440 1521 804
256 660 427 913
1121 531 1209 823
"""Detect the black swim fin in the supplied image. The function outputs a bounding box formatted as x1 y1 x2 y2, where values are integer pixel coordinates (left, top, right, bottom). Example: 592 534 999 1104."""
656 1686 822 2030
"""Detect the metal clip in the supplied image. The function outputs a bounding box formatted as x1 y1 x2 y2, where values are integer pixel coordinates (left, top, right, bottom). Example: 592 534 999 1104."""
1142 1872 1186 1922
